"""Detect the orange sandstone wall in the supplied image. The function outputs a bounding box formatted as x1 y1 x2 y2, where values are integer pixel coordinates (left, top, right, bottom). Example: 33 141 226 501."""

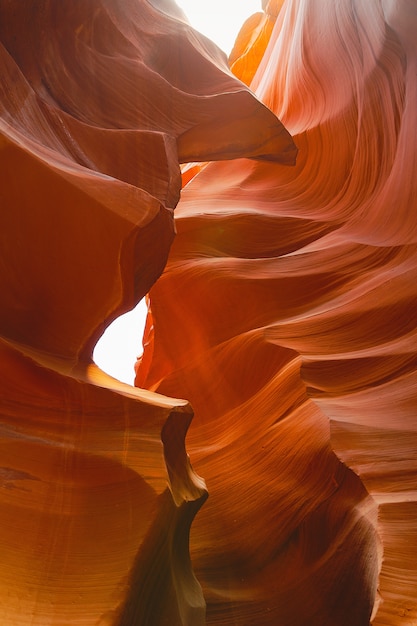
1 0 416 624
0 1 295 625
136 1 417 625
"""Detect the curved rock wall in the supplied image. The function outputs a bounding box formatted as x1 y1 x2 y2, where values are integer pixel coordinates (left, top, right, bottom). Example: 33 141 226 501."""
136 1 417 624
1 0 416 624
0 1 295 624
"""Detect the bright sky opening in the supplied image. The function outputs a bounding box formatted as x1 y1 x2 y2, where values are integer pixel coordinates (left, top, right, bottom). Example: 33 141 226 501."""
176 0 262 54
93 0 263 384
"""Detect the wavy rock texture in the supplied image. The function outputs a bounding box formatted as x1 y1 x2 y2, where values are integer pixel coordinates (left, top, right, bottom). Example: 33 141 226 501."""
135 1 417 624
0 1 296 625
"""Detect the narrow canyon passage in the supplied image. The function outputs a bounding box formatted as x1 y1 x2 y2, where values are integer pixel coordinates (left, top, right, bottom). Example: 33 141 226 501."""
0 1 416 625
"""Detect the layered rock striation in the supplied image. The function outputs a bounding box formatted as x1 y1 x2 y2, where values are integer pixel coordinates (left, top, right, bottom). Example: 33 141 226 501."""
0 1 295 624
135 1 417 624
2 0 416 624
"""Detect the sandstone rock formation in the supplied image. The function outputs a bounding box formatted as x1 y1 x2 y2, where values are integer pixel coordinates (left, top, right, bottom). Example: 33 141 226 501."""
0 1 296 624
135 1 417 625
1 0 416 625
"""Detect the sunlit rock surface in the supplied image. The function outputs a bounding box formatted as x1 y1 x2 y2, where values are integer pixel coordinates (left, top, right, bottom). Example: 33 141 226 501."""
0 1 296 624
2 0 416 623
135 1 417 625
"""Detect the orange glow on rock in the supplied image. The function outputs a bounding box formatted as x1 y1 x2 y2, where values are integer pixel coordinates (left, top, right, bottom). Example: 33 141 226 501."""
1 0 416 625
136 1 417 624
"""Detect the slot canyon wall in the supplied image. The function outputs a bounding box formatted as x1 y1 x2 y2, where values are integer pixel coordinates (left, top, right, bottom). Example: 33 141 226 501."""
0 0 416 625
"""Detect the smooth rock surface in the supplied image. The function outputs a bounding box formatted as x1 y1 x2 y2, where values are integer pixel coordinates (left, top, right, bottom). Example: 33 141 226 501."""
136 1 417 624
0 1 295 624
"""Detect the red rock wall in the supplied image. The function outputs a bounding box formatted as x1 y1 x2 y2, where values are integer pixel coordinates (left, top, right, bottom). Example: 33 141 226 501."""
136 1 417 625
1 0 416 624
0 1 297 624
